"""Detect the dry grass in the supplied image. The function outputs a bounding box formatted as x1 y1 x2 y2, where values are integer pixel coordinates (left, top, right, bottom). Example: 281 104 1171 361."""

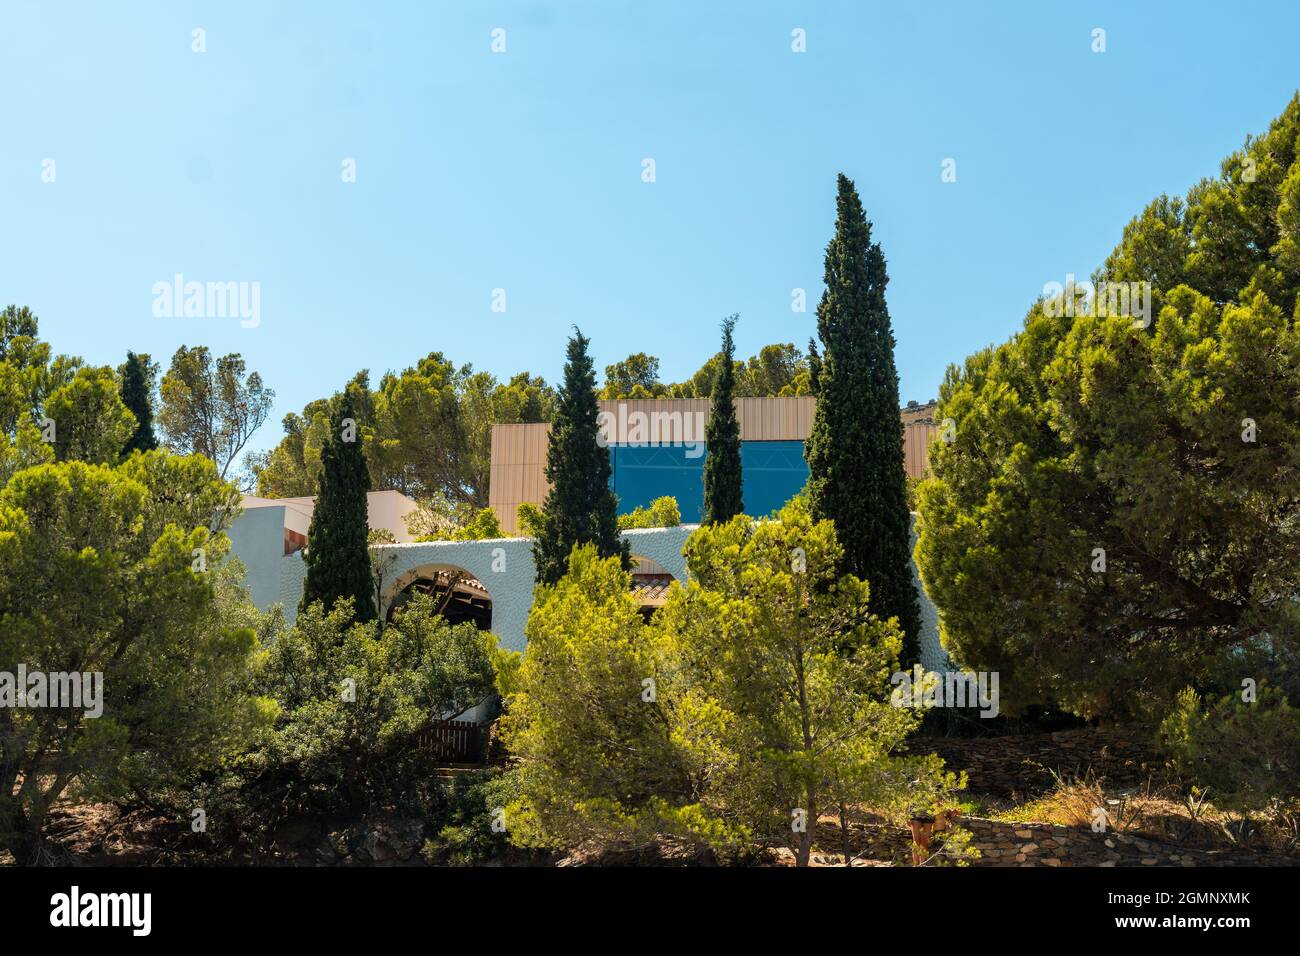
987 769 1300 856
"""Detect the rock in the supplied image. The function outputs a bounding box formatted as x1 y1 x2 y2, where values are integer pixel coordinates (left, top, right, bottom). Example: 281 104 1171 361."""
351 816 426 863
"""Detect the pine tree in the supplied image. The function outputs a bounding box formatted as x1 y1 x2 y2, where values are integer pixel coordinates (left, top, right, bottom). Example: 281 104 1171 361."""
300 390 378 622
119 351 159 454
533 329 630 585
805 174 920 662
702 314 743 524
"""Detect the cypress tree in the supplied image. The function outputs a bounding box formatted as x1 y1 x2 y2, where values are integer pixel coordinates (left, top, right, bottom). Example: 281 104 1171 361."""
119 351 159 454
702 314 743 524
806 337 822 396
805 174 921 662
300 389 377 622
533 328 630 585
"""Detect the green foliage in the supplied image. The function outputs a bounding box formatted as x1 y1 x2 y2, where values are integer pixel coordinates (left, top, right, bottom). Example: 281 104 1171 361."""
599 342 814 400
252 357 553 507
0 305 81 438
0 421 53 487
600 353 666 399
702 314 743 524
617 495 681 531
195 594 500 849
501 545 734 854
532 329 629 585
118 351 159 455
805 173 921 664
1160 687 1300 818
504 501 958 865
916 97 1300 721
44 365 135 465
670 497 946 865
157 346 274 480
515 502 545 538
450 507 504 541
0 453 268 863
301 390 377 623
420 770 518 865
409 502 506 542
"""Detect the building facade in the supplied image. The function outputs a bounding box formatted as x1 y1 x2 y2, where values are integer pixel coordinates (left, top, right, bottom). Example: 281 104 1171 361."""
490 396 937 533
226 397 948 672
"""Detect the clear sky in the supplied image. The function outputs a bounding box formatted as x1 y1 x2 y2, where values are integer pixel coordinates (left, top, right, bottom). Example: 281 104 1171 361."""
3 1 1298 458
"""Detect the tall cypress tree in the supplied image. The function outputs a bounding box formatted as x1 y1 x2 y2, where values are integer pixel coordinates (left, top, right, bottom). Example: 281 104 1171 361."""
702 314 743 524
805 174 921 662
533 328 630 585
119 351 159 454
300 390 377 622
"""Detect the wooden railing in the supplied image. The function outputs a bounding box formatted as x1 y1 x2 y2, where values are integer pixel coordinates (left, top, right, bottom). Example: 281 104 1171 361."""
412 719 486 764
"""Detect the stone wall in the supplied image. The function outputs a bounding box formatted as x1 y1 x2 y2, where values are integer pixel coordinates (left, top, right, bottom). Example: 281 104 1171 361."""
959 817 1298 867
906 727 1162 796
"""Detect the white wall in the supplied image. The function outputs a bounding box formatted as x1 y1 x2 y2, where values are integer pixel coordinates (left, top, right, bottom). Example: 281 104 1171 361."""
225 504 288 610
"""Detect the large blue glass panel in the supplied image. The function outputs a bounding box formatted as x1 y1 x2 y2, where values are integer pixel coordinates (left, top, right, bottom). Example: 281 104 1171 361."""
609 440 809 522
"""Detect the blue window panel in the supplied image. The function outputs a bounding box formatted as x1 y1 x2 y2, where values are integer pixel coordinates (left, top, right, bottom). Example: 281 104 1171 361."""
740 440 811 518
609 440 809 523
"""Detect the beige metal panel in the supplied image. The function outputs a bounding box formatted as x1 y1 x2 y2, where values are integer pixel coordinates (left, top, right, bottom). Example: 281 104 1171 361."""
903 420 939 479
594 396 817 443
524 422 548 465
489 423 556 534
496 501 521 534
740 395 817 440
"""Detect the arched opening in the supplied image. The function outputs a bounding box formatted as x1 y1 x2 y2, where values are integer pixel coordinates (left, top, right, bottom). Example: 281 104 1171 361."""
386 566 492 631
629 554 675 623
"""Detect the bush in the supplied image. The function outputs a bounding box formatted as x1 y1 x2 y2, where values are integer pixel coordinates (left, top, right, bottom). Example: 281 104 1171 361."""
516 502 545 538
1159 686 1300 820
617 495 681 530
420 770 521 866
189 594 500 852
450 507 504 541
502 502 967 866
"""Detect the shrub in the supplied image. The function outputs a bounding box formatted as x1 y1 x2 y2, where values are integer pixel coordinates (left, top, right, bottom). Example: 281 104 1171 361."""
516 502 545 538
450 507 504 541
617 496 681 530
1159 686 1300 820
191 594 500 851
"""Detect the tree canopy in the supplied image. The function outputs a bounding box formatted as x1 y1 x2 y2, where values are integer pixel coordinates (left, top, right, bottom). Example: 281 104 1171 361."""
158 346 274 482
0 452 268 864
916 94 1300 720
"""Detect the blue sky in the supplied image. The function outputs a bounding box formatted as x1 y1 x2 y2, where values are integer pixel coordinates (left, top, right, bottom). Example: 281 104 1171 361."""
3 1 1298 457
